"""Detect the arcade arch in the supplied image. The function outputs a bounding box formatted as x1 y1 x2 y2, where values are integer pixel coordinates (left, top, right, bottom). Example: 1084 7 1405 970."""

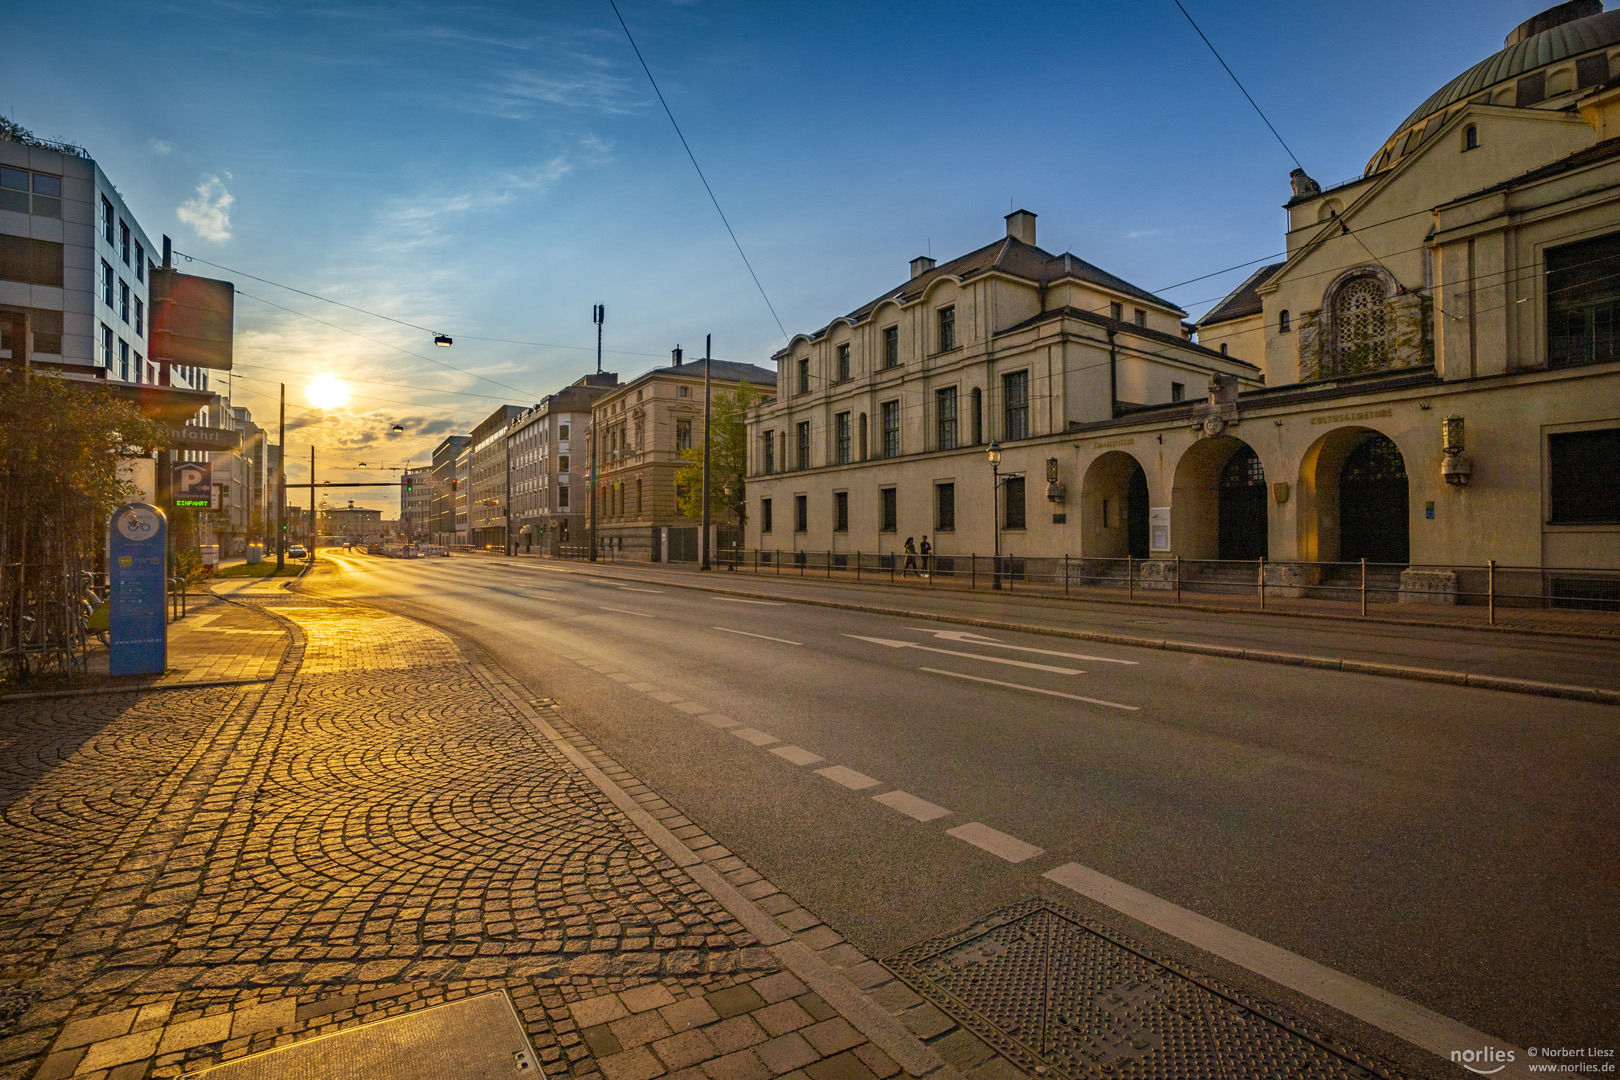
1297 427 1410 564
1080 451 1150 559
1170 436 1269 560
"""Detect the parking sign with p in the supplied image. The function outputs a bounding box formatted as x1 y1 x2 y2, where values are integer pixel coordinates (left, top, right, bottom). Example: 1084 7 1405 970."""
173 462 212 508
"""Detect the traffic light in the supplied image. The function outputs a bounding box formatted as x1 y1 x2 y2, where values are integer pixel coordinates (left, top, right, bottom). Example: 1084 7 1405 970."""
450 479 458 491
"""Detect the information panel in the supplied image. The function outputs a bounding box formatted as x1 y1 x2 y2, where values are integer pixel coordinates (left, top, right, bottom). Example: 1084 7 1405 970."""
108 503 167 676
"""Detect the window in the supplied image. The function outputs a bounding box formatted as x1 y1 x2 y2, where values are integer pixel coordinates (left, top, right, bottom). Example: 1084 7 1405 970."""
835 412 851 464
559 423 570 440
763 430 775 474
120 221 131 265
1548 231 1620 369
1002 370 1029 441
760 498 772 532
936 482 955 531
101 197 114 243
558 455 569 473
1110 302 1123 321
119 339 129 382
676 419 693 452
135 298 144 336
880 487 897 532
837 343 850 382
1516 71 1547 107
936 386 958 450
834 491 848 532
102 261 114 307
797 357 810 395
789 420 807 470
1220 343 1229 355
0 236 64 287
883 326 899 368
794 494 808 532
1463 125 1479 151
119 280 130 323
0 168 28 214
1578 53 1611 89
1279 310 1291 332
1171 382 1185 402
1549 430 1619 523
1332 275 1389 374
678 386 689 397
881 400 900 458
135 243 144 281
100 323 112 369
937 306 956 351
1134 308 1147 327
971 388 983 445
1003 476 1026 530
558 485 569 509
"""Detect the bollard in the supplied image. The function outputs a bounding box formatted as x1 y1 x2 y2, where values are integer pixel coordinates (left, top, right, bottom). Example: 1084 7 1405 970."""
1361 558 1367 617
1174 555 1181 605
1127 555 1134 600
1258 557 1266 610
1488 559 1496 626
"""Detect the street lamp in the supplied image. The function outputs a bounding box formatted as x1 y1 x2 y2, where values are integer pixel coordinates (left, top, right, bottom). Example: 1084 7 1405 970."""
723 479 745 571
988 441 1003 590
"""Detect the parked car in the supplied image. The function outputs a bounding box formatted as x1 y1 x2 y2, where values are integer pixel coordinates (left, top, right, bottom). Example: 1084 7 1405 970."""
287 544 308 559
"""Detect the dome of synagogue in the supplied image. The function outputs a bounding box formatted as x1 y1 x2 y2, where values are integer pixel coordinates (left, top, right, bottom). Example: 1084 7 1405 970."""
1365 1 1620 174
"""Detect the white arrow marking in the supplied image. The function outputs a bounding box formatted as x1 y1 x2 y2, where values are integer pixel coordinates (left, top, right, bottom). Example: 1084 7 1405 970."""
919 668 1138 711
901 627 1137 664
843 635 1082 674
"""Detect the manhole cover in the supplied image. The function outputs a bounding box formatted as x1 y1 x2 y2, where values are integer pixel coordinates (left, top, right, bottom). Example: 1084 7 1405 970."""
886 898 1402 1080
186 991 540 1079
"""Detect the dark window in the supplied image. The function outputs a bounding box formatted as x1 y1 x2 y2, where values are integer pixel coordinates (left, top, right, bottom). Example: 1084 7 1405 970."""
937 306 956 351
836 412 851 464
102 260 113 305
0 236 64 287
797 357 810 394
763 430 775 474
1002 370 1029 440
135 298 144 337
1279 309 1291 332
1549 429 1620 523
120 339 129 381
881 400 900 458
1548 231 1620 368
120 221 130 265
119 280 130 323
1578 53 1610 89
971 388 982 445
135 243 144 281
797 420 811 470
883 326 899 367
1171 382 1185 402
1109 302 1123 321
100 323 112 369
936 482 955 531
761 497 773 532
558 455 569 472
837 343 850 382
1134 308 1146 327
1003 476 1026 530
936 386 958 450
101 197 114 243
676 419 692 451
559 423 570 439
1220 343 1229 355
1463 125 1479 151
0 168 25 191
0 169 26 214
1516 71 1546 107
834 491 848 532
31 173 59 197
794 494 808 532
880 487 897 532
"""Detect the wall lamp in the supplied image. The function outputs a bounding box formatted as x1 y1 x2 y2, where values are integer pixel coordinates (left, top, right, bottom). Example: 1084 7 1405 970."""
1441 414 1472 486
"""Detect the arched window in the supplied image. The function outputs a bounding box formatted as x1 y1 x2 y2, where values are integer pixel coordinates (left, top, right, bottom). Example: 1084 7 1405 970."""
1279 309 1291 333
1463 124 1479 151
1333 275 1388 375
1219 343 1229 355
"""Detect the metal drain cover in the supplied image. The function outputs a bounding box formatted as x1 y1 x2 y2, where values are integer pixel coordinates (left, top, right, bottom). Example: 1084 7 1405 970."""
187 991 541 1079
887 898 1401 1080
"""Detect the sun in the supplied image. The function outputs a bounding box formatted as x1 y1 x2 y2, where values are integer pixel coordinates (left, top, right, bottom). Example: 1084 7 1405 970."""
306 375 348 410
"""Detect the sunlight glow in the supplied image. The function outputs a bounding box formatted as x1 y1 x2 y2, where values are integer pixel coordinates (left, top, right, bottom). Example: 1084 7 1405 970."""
306 375 349 410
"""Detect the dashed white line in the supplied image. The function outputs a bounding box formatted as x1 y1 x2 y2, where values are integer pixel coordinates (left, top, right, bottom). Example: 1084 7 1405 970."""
698 714 740 728
713 627 802 646
598 606 654 618
649 690 683 703
629 682 659 693
616 586 663 593
919 668 1139 711
606 672 635 682
715 597 784 605
769 745 825 766
670 701 709 714
731 727 779 746
872 790 951 822
901 628 1139 665
846 635 1082 674
947 822 1043 863
815 765 881 790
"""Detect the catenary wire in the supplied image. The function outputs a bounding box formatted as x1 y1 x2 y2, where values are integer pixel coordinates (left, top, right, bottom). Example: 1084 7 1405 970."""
1169 0 1304 172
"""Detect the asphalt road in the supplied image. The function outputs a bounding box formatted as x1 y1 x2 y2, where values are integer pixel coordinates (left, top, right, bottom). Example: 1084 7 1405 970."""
307 549 1618 1068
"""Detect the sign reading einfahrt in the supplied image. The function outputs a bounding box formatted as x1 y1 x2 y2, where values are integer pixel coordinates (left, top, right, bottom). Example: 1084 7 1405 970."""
108 503 167 676
173 462 213 508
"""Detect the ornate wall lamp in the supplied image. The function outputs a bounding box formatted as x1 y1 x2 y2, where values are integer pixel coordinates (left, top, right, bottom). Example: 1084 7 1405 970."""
1441 414 1472 486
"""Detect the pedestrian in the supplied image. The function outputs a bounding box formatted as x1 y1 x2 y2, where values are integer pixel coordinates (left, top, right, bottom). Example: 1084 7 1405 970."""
903 536 918 577
919 535 932 578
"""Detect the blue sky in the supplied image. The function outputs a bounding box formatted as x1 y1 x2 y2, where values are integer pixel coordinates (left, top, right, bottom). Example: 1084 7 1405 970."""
9 0 1548 508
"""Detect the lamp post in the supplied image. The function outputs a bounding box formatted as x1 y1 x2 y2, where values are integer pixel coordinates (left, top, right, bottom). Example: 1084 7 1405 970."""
723 478 744 571
988 440 1002 590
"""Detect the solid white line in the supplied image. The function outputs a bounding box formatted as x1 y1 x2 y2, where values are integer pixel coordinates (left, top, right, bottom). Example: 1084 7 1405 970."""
901 628 1138 665
947 822 1043 864
1042 861 1523 1073
714 627 803 646
918 668 1139 711
844 635 1082 675
617 585 663 593
598 606 654 618
715 597 784 605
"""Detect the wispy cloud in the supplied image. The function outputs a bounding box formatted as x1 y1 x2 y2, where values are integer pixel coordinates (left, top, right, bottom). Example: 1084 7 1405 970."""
476 58 641 119
177 175 235 242
148 139 174 156
1123 228 1165 240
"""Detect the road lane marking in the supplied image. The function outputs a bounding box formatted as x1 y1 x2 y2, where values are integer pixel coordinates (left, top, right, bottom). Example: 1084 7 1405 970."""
649 690 683 703
919 668 1139 711
815 765 881 790
630 682 659 692
698 714 739 728
607 672 635 682
599 606 654 618
1042 861 1521 1072
947 822 1043 863
714 627 803 646
731 727 779 746
671 701 709 714
715 597 784 605
770 745 825 766
901 628 1138 665
844 635 1082 675
617 585 663 593
873 790 951 822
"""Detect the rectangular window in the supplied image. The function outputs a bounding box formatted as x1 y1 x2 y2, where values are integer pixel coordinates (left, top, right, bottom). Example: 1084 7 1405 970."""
837 343 850 382
676 419 693 452
1516 71 1547 107
102 261 114 307
0 235 64 287
558 455 569 473
0 168 27 214
559 422 570 440
797 356 810 395
1547 231 1620 368
834 491 848 532
30 172 61 218
795 494 808 532
936 386 958 450
120 221 131 265
760 498 772 533
881 400 900 458
135 298 144 337
937 306 956 352
936 482 955 531
135 243 144 281
883 326 899 368
1549 429 1620 523
836 411 851 464
119 280 130 323
1003 475 1026 530
796 420 811 470
1579 53 1611 89
1134 307 1147 327
558 485 569 509
119 339 130 382
1002 370 1030 440
1171 382 1185 402
1110 302 1123 321
763 430 776 474
102 197 114 243
100 323 113 368
880 487 897 532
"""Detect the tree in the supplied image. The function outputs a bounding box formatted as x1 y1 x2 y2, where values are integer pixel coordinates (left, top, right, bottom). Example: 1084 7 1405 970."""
674 381 762 524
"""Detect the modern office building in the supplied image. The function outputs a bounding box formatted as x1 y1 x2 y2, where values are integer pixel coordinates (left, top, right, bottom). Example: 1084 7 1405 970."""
429 435 470 545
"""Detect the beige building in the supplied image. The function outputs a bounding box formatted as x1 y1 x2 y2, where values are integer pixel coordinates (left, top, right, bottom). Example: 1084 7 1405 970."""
747 1 1620 600
507 373 618 554
592 352 775 561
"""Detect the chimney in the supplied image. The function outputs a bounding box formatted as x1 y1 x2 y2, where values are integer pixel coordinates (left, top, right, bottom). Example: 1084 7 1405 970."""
910 255 936 279
1005 209 1037 246
671 345 683 366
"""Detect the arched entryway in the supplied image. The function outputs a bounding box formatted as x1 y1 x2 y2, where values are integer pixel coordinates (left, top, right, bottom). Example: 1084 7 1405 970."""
1170 436 1269 560
1297 427 1410 564
1080 451 1150 559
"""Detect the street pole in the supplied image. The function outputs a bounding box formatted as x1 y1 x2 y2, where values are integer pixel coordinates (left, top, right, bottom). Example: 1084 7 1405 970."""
701 334 712 571
589 304 603 561
309 446 315 554
275 384 286 570
991 461 1001 590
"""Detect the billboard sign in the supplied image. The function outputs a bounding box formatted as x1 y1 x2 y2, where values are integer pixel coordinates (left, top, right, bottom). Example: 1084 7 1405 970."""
149 268 235 371
173 461 212 508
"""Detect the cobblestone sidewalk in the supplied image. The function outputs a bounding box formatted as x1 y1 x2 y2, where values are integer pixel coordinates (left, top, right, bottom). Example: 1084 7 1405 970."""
0 591 974 1080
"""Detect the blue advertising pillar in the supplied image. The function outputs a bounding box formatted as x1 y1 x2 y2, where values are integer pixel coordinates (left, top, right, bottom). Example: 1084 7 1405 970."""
108 503 168 676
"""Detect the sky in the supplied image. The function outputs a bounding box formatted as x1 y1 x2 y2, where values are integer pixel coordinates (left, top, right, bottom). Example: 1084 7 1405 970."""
7 0 1552 510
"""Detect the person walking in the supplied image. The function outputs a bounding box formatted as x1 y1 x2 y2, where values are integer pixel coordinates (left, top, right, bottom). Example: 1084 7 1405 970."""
919 535 932 578
903 536 918 577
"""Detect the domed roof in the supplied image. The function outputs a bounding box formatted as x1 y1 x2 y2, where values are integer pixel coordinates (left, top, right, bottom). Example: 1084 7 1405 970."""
1388 6 1620 142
